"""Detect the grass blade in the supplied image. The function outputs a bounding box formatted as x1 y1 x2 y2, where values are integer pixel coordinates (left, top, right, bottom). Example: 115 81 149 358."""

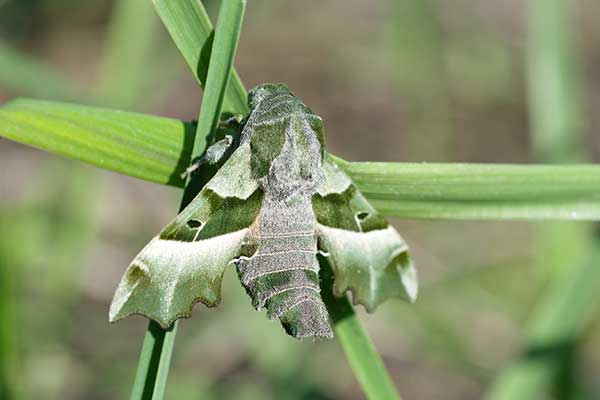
151 0 248 116
486 0 599 398
0 42 85 101
130 322 178 400
336 159 600 220
388 0 452 160
129 1 247 398
2 100 600 221
526 1 583 164
486 245 600 399
0 217 21 399
320 261 401 400
96 0 160 109
0 99 195 187
188 0 247 159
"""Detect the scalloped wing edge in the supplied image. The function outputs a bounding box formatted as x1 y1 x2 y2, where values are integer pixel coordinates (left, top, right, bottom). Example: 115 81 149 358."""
317 224 417 311
109 229 248 328
315 155 418 311
109 142 259 328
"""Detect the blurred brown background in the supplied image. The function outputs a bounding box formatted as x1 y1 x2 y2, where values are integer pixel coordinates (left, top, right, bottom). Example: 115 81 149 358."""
1 0 600 399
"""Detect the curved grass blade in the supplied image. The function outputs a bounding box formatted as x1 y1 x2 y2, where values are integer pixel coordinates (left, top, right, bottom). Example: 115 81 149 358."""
129 1 247 399
2 101 600 221
0 99 195 187
486 0 600 397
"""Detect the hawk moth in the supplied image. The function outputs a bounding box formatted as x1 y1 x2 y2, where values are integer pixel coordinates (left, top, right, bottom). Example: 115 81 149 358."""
109 84 417 339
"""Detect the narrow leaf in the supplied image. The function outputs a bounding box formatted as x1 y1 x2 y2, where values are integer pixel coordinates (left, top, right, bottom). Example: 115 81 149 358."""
151 0 248 116
487 0 598 397
2 100 600 221
96 0 160 108
190 0 246 157
320 261 402 400
0 42 85 101
486 247 600 400
0 98 194 187
337 159 600 220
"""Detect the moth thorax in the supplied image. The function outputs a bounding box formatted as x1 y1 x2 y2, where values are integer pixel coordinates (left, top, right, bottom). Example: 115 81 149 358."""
261 122 324 202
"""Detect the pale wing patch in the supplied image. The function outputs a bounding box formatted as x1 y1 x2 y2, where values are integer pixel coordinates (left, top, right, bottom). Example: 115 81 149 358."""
109 229 248 328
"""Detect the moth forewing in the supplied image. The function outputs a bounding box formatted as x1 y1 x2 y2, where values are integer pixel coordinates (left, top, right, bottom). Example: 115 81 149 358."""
109 141 262 328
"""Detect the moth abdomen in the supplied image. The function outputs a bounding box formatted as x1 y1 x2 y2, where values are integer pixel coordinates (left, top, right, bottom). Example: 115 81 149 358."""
272 292 331 339
236 194 333 339
244 268 320 309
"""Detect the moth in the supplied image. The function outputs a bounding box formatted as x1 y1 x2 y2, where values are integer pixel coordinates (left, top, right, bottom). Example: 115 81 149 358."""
109 84 417 339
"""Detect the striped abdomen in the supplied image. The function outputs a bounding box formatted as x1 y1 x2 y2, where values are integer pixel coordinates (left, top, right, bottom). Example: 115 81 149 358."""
236 194 333 339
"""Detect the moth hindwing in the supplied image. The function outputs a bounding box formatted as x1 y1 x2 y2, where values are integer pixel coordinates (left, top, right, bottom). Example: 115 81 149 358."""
109 83 417 339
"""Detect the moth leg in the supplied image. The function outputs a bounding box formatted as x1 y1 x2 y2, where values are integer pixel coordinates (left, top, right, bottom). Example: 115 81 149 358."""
219 114 245 129
180 135 234 179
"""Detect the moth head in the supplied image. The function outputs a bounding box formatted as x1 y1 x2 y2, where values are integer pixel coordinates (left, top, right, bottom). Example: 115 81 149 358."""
248 83 293 109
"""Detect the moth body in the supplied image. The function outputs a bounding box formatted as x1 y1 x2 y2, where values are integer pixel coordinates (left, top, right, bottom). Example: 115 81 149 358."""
236 85 333 338
109 84 416 340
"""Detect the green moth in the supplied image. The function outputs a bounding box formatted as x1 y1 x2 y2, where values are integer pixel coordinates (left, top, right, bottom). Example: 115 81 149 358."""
109 84 417 339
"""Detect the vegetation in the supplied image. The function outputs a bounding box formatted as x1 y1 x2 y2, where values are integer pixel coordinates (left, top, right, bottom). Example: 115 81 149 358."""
1 0 599 399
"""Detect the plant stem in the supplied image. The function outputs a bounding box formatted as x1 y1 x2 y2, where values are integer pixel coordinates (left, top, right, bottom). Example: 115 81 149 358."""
0 218 20 400
129 1 246 398
130 321 178 400
321 261 402 400
151 0 248 116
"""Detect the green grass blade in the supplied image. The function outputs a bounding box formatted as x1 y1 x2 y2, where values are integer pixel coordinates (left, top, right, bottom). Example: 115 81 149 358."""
2 100 600 221
189 0 246 158
388 0 452 160
320 261 402 400
151 0 248 116
486 246 600 399
0 99 195 187
0 42 85 101
96 0 160 109
130 322 178 400
526 1 583 164
0 217 21 400
337 159 600 220
486 0 597 398
129 1 247 398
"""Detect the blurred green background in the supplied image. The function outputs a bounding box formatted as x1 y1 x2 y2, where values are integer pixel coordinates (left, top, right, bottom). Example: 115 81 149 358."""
1 0 600 399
